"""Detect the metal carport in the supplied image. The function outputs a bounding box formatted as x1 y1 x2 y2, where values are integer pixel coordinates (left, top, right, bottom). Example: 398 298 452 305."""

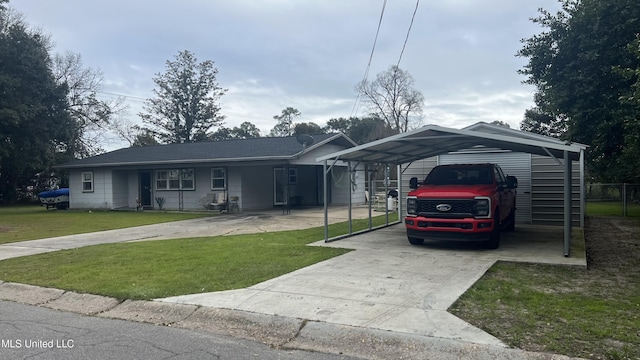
317 123 587 257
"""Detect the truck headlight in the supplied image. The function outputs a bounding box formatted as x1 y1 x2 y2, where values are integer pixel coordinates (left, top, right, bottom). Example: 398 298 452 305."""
474 197 490 217
407 197 417 215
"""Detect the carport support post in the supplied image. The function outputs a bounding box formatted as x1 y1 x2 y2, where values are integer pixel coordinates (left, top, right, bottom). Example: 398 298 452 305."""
323 160 329 241
348 161 353 234
563 150 572 257
367 164 373 230
397 164 402 219
384 164 389 224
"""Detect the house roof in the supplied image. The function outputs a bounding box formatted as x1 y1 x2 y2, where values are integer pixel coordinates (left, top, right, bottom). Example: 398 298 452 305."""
317 122 588 164
57 133 356 169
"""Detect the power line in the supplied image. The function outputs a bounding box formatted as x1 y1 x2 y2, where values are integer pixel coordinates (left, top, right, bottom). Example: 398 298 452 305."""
351 0 419 118
396 0 420 69
350 0 387 118
97 91 147 102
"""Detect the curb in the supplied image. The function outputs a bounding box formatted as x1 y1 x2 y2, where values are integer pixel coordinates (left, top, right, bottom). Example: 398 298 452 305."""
0 281 583 360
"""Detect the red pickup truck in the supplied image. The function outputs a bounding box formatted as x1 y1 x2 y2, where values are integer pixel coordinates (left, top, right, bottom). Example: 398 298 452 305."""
405 163 517 249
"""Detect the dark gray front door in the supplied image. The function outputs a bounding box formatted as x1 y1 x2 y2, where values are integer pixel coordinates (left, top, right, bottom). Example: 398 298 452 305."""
139 171 153 208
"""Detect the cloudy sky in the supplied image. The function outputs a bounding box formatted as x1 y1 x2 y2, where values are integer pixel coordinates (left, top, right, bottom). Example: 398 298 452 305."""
11 0 560 149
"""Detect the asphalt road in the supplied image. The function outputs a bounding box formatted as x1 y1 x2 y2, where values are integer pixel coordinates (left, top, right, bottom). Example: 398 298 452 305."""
0 300 360 360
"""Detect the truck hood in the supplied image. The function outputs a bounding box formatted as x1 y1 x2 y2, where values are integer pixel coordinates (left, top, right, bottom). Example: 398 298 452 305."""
409 184 496 198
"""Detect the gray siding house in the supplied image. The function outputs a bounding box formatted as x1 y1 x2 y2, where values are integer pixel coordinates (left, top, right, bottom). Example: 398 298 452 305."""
57 134 364 211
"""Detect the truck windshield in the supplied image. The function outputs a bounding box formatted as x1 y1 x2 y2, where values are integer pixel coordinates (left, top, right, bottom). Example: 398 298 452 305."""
424 166 492 185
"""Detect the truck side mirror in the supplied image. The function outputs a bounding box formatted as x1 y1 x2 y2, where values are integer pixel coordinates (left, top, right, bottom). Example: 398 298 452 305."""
507 175 518 189
409 177 419 189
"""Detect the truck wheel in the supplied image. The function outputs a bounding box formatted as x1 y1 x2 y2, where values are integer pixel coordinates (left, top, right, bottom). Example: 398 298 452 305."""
486 213 501 249
408 237 424 245
505 206 515 232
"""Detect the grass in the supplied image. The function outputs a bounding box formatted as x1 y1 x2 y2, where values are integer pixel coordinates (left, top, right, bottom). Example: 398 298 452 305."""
0 210 396 300
0 230 350 300
327 211 398 238
449 216 640 360
0 206 213 244
587 201 640 217
449 263 640 359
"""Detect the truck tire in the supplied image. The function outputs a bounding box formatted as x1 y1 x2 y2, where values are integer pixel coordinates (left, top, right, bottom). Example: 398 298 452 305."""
505 206 515 232
486 212 501 249
408 237 424 245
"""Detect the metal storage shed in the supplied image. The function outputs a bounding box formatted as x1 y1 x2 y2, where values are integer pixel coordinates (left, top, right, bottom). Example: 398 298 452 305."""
317 122 588 257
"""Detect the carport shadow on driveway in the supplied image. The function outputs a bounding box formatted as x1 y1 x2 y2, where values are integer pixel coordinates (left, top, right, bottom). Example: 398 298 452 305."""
159 223 586 347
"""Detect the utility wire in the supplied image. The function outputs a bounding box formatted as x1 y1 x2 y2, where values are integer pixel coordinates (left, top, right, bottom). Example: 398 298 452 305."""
396 0 419 69
350 0 387 117
97 91 147 102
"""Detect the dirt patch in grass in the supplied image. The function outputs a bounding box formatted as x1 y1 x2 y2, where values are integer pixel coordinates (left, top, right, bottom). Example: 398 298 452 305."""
587 216 640 271
449 216 640 359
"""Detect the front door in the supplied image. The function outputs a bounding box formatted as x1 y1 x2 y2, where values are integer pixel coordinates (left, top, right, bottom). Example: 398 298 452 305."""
139 171 153 209
274 168 288 205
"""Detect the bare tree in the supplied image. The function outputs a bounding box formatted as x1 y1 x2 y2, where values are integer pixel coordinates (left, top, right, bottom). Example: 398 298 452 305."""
356 65 424 133
52 51 126 157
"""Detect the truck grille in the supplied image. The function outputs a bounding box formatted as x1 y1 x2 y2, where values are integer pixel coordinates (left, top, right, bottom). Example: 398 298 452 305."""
416 199 475 218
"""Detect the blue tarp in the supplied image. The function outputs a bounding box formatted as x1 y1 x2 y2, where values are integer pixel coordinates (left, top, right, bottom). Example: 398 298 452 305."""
38 188 69 198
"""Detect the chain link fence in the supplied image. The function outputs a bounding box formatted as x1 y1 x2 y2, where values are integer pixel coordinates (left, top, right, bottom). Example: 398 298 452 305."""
585 183 640 217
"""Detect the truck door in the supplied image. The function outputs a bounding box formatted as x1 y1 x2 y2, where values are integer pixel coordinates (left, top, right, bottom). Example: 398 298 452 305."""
493 166 512 221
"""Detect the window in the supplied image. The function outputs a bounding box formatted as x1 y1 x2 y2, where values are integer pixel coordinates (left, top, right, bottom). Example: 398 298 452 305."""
155 169 195 190
288 168 298 184
493 166 506 185
81 171 94 192
181 169 194 189
211 168 226 189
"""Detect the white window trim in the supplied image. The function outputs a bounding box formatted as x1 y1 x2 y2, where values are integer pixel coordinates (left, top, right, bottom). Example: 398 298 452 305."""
211 167 226 190
81 171 94 193
155 168 195 191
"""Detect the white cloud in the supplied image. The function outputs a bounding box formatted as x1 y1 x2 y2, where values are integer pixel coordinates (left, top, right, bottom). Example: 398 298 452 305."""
10 0 561 149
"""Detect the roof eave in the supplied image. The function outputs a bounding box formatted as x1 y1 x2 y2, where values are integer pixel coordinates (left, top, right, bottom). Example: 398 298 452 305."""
55 155 297 169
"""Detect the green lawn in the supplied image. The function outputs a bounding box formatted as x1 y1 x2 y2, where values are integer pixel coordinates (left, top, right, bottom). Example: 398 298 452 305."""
0 229 350 300
586 201 640 217
0 210 397 300
449 262 640 359
0 206 213 244
449 216 640 360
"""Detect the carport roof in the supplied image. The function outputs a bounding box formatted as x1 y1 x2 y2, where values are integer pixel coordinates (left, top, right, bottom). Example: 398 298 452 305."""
317 122 587 164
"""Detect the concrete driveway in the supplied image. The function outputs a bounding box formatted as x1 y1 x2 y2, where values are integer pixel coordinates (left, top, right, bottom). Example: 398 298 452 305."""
158 219 586 347
0 206 586 349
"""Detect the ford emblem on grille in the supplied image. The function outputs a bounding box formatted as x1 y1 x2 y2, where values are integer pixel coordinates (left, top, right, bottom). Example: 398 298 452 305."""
436 204 452 212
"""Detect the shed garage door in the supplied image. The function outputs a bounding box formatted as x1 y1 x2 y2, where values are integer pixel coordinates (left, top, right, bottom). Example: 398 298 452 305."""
440 152 532 224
